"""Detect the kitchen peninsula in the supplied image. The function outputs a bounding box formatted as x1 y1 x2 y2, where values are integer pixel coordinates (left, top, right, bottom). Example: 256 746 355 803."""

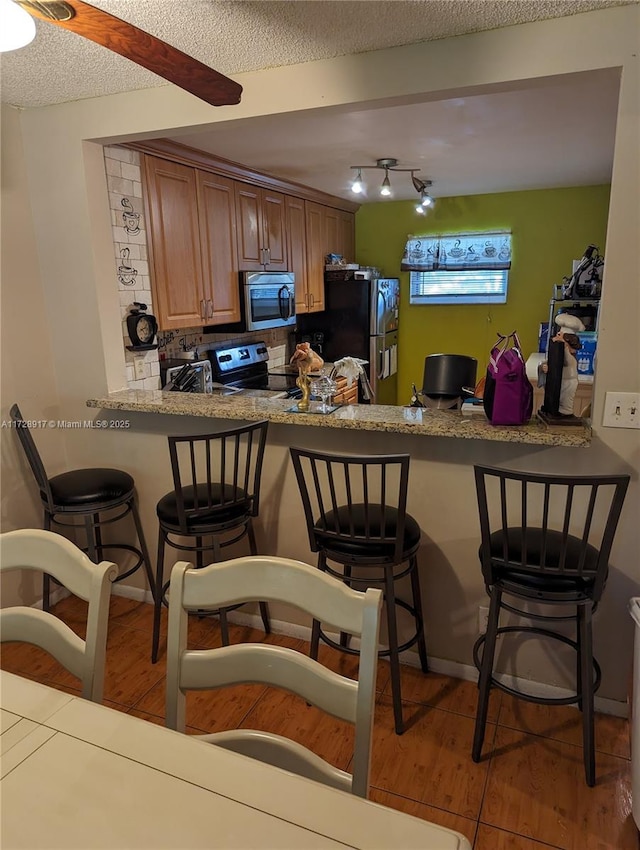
87 389 591 447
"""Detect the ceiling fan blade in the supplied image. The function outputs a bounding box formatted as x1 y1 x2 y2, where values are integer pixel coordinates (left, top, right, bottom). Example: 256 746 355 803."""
16 0 242 107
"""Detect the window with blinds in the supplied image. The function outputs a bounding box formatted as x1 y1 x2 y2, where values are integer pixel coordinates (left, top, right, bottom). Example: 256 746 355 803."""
409 269 509 305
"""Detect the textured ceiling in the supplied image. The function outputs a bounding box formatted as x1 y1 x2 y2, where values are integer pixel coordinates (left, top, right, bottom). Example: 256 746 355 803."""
0 0 633 109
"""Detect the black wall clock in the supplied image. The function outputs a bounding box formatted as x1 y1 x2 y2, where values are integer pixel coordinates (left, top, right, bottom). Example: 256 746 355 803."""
126 302 158 351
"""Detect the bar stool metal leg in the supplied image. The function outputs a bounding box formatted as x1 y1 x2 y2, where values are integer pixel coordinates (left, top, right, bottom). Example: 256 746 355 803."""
409 555 429 673
84 515 98 562
130 498 155 599
472 587 502 762
151 531 166 664
384 565 405 735
579 604 596 786
247 518 271 635
42 510 53 613
340 564 353 648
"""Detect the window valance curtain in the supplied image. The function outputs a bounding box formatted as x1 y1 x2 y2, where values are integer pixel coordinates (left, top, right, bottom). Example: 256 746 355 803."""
401 231 512 272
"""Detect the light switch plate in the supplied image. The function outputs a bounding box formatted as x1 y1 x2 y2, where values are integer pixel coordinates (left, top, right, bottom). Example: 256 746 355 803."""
602 392 640 429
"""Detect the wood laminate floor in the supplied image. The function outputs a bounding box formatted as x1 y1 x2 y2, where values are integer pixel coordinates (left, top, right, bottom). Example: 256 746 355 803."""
1 594 637 850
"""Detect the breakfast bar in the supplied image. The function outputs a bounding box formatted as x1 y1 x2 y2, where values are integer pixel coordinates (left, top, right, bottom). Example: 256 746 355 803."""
87 389 591 448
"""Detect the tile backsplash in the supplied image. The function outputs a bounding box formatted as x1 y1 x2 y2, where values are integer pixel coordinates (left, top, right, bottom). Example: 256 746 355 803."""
104 145 291 390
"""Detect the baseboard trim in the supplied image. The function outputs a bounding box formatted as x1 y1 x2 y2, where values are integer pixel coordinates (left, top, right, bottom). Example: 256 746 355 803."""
109 586 629 719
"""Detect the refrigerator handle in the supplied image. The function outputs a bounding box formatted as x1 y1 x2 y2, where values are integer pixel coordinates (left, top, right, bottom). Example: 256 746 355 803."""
377 290 386 334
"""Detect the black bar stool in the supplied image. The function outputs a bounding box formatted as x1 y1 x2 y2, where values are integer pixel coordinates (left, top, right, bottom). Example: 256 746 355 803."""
9 404 155 611
152 420 270 663
290 447 429 735
471 464 629 786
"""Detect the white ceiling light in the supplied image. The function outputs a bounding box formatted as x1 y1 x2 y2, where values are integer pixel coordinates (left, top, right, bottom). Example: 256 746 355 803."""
351 168 364 194
0 0 36 53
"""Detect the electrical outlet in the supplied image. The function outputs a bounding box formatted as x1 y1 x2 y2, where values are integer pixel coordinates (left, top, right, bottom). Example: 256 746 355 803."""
602 392 640 429
133 357 146 381
478 606 489 633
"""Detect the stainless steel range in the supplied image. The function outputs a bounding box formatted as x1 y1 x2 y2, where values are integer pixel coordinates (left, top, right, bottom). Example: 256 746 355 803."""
208 342 302 398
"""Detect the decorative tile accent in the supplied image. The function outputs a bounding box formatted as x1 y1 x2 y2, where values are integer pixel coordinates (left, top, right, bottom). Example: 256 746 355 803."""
104 145 292 392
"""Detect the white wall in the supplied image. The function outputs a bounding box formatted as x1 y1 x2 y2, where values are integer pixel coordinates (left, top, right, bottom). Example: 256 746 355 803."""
1 6 638 700
0 104 67 604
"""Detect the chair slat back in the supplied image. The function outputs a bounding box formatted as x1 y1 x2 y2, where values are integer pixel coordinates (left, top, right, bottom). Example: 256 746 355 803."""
474 465 629 601
9 405 54 511
165 557 382 798
0 529 117 701
168 421 268 532
290 448 410 564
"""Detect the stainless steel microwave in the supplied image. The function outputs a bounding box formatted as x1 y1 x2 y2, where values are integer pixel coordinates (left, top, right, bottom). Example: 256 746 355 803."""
243 271 296 332
203 271 296 334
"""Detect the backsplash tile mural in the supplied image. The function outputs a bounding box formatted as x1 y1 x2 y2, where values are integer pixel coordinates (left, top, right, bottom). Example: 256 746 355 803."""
103 145 290 390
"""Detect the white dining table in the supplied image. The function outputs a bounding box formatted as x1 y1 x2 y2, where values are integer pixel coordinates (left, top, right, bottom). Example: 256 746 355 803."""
0 671 471 850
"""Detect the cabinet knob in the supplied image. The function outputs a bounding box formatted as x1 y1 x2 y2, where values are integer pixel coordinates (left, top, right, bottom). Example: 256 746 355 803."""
200 299 206 320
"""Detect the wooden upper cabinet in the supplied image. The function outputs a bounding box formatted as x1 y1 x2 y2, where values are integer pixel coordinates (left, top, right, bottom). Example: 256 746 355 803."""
142 155 206 330
338 210 355 261
196 171 240 325
262 191 287 269
286 196 309 315
323 207 341 258
304 202 326 313
235 184 288 271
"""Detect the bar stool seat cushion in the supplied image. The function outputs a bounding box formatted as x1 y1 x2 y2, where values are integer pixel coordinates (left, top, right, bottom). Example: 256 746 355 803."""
45 469 134 507
487 528 600 600
315 504 421 560
157 483 251 528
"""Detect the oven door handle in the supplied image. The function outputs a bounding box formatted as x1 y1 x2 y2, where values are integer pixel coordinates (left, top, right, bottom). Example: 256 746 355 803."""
278 285 289 319
287 287 295 319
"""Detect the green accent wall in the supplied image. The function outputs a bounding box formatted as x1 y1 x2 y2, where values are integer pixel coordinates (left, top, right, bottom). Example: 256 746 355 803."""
355 185 610 405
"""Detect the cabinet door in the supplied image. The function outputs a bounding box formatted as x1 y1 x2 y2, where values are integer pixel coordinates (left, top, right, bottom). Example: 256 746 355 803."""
286 196 308 315
304 202 325 313
338 210 355 261
235 183 262 270
196 171 240 325
323 207 341 258
262 190 288 270
143 155 205 330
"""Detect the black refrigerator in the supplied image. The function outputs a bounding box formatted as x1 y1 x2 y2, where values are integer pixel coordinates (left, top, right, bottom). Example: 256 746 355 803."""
297 277 400 404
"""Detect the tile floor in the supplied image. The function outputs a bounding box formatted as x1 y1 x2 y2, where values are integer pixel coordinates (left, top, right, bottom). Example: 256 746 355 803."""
1 594 637 850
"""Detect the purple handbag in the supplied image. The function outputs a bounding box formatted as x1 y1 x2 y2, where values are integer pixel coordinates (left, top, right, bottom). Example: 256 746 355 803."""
483 332 533 426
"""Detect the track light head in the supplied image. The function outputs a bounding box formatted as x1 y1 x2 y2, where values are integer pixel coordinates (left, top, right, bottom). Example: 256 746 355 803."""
380 169 392 197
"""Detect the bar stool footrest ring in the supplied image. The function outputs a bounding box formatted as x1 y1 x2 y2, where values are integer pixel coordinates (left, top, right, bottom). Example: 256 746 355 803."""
473 625 601 706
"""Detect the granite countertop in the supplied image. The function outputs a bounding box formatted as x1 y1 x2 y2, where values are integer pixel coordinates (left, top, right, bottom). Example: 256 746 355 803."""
87 390 591 447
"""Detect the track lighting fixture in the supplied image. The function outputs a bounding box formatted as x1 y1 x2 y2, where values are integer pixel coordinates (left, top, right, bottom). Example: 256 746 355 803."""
350 158 434 212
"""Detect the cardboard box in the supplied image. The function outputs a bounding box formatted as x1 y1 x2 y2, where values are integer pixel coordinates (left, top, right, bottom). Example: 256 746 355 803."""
577 332 597 375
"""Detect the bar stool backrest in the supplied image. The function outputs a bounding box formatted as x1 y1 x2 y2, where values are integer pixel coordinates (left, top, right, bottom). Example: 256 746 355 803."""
0 529 117 701
290 448 411 565
9 404 55 512
474 465 630 602
167 420 268 533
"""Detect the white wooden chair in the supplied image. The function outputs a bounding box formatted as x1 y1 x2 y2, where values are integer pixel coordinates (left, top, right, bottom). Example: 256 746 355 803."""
0 529 117 702
165 555 383 798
